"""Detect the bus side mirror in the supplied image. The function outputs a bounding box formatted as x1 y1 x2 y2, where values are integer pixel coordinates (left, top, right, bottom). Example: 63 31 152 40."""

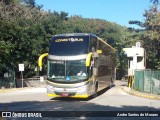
92 50 102 58
97 50 102 54
93 68 97 76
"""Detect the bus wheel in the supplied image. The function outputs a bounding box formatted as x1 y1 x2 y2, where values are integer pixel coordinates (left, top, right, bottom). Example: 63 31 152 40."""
109 78 113 88
92 82 98 98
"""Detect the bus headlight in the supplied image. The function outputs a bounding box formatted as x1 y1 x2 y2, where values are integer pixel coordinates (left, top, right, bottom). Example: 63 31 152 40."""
47 85 55 93
77 85 88 94
47 85 53 89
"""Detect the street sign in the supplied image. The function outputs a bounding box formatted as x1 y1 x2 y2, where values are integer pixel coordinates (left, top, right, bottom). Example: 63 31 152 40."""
18 64 24 88
19 64 24 71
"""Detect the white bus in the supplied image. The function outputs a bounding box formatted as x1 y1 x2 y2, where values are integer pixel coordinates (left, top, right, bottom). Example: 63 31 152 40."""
45 33 116 98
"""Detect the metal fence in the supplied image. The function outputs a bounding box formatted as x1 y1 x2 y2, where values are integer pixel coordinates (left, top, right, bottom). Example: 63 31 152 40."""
0 69 16 88
134 69 160 95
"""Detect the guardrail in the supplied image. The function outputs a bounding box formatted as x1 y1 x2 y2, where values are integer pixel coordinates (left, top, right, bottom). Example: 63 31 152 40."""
16 76 47 88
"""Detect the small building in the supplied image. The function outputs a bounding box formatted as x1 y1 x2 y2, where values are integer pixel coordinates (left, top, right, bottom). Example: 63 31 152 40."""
123 42 146 87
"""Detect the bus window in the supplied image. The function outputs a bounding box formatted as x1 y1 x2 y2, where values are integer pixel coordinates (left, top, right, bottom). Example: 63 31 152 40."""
47 61 65 79
66 60 88 80
89 36 97 52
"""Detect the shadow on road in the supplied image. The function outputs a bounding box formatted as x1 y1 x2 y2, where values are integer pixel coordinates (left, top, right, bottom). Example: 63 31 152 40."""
0 99 159 120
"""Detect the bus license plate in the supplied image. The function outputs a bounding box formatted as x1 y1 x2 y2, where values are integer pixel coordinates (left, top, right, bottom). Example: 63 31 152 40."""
61 93 69 97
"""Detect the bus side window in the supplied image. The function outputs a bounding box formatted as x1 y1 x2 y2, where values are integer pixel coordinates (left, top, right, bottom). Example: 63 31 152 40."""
89 36 97 52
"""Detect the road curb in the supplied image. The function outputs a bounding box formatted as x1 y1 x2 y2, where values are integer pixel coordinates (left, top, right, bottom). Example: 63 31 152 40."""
0 87 34 93
122 86 160 100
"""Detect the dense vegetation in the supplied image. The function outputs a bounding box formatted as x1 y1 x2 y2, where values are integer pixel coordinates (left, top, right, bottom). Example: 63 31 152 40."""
0 0 159 80
129 1 160 70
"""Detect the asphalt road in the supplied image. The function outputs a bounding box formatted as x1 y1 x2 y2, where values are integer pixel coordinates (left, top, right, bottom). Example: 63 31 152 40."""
0 81 160 120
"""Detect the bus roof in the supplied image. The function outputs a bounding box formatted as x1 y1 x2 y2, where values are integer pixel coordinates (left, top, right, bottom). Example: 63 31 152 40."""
53 33 116 51
98 37 116 52
54 33 96 37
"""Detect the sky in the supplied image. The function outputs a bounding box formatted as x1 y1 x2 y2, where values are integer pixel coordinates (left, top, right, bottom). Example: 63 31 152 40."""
35 0 153 28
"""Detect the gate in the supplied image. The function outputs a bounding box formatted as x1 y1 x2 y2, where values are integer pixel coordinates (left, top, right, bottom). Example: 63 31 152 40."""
0 68 16 88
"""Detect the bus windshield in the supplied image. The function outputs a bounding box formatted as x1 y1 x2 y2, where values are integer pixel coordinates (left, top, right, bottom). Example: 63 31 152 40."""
47 60 88 83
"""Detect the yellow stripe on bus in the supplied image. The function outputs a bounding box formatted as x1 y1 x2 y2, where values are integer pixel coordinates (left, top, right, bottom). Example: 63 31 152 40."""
86 52 92 66
47 93 90 98
38 53 48 67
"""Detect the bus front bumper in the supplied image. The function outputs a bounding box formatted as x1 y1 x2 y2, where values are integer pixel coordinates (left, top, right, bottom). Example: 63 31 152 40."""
47 93 89 98
47 84 90 98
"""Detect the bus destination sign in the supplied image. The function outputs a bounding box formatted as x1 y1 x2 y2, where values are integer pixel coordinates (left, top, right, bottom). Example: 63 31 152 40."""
55 38 83 42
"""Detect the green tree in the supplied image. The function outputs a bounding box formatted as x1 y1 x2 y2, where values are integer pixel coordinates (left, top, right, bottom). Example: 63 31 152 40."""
0 0 133 80
143 5 160 69
150 0 159 4
0 1 68 78
129 4 160 70
22 0 36 7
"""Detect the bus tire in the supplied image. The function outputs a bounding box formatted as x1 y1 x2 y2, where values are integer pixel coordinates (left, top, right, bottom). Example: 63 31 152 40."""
92 82 98 98
109 78 113 88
